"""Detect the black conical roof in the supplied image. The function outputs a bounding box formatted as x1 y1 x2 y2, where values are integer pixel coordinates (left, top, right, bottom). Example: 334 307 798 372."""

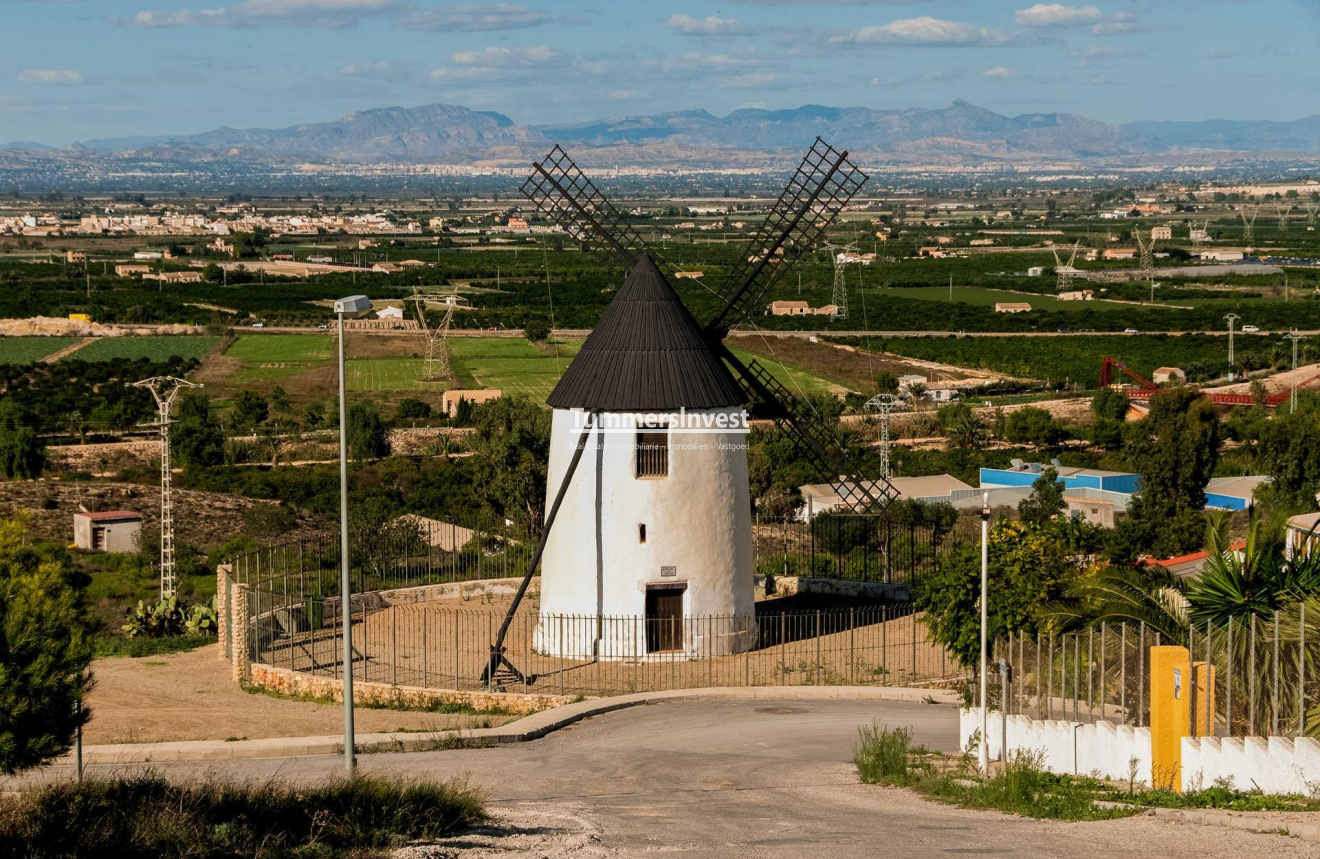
546 255 744 411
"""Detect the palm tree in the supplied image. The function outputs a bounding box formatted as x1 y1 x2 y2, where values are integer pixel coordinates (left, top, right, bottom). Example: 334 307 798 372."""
1045 563 1190 645
944 409 989 451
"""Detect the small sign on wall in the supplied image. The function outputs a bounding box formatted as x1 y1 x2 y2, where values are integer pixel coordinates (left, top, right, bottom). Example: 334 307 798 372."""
660 565 677 577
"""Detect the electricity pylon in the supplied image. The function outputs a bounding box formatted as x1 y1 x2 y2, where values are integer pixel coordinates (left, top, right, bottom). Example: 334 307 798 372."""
411 288 456 381
1052 241 1081 293
821 241 858 320
1286 330 1308 414
1224 313 1240 367
865 393 903 480
1304 203 1319 227
1242 206 1259 248
1190 220 1211 248
1277 202 1294 232
132 376 201 599
1134 230 1156 282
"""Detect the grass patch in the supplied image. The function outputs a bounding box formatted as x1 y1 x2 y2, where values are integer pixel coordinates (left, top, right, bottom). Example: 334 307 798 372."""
241 682 524 717
447 337 582 399
1121 785 1320 813
69 336 222 363
0 772 485 859
93 635 213 659
853 724 1128 821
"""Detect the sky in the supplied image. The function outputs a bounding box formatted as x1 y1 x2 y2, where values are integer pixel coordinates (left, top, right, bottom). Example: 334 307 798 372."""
2 0 1319 144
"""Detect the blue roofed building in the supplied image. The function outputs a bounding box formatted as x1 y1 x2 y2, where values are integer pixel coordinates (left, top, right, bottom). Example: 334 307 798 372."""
979 460 1142 496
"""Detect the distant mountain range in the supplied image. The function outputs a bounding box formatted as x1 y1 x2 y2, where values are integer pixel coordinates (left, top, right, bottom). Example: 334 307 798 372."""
6 100 1320 167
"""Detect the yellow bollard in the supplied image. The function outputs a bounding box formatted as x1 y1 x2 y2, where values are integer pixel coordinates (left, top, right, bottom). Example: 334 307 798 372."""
1149 645 1190 791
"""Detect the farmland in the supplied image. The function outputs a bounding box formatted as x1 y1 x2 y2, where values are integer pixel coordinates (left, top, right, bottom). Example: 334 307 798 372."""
446 337 583 399
68 335 222 363
877 285 1140 312
0 337 80 364
843 334 1272 387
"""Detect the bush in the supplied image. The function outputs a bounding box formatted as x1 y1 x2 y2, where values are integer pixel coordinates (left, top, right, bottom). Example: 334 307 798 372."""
523 319 551 342
241 503 297 539
854 724 920 786
122 597 217 639
0 773 487 859
0 513 92 774
395 398 432 421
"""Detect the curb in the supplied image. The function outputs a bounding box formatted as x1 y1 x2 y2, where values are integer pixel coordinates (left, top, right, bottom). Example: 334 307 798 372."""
1097 801 1319 842
61 685 958 767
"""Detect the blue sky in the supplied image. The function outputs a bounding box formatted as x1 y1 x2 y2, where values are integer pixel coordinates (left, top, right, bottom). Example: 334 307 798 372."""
3 0 1318 144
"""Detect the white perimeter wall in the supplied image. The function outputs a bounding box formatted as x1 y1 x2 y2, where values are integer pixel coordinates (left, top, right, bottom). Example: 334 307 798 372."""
960 709 1320 794
536 408 754 658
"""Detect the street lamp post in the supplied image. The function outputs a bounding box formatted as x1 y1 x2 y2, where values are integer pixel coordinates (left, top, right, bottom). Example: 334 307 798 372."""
334 295 371 773
979 490 991 775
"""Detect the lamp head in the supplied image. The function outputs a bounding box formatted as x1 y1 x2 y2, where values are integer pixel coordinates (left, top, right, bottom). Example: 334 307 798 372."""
334 295 372 315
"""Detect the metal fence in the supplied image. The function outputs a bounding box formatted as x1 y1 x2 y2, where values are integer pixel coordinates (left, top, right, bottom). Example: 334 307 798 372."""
752 513 951 585
984 606 1319 739
242 598 964 697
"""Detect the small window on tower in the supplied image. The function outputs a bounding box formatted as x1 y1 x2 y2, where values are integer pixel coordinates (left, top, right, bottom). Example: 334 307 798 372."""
638 523 647 543
636 431 668 478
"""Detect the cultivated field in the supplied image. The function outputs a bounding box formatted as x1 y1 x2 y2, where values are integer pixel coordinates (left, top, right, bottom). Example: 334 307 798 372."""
69 335 222 363
447 337 583 399
881 285 1142 312
0 336 80 364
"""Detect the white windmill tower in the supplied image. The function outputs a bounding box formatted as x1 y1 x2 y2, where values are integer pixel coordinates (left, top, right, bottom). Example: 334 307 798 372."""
479 140 890 684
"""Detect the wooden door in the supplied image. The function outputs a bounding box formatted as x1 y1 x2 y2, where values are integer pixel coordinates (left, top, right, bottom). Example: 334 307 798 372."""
645 587 684 652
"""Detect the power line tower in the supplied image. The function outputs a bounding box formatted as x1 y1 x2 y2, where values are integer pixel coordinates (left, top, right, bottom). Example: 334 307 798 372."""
1052 241 1081 293
864 393 903 480
131 376 201 599
411 288 456 381
1304 203 1319 228
1223 313 1240 368
1277 201 1294 232
1134 230 1156 282
1241 206 1259 249
1190 219 1211 249
821 241 858 320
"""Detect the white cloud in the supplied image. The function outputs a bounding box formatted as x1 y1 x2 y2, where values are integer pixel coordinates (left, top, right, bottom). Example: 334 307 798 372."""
982 65 1015 78
608 89 637 100
1014 3 1102 27
17 69 84 85
338 60 395 75
667 13 748 35
450 44 564 66
405 4 551 32
833 16 1012 47
716 71 777 89
132 0 550 30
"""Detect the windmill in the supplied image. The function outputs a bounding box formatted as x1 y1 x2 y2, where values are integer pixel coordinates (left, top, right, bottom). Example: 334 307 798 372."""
820 240 859 319
1190 219 1211 248
1133 230 1156 283
1242 206 1259 249
1052 242 1080 293
1277 201 1294 232
131 376 201 599
410 287 455 381
478 139 892 687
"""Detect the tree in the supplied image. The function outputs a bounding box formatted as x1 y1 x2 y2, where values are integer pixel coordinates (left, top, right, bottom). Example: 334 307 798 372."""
524 319 551 342
201 263 223 283
466 396 552 534
939 402 987 450
171 392 225 468
0 400 44 479
1003 406 1065 448
347 400 390 460
1256 403 1320 511
230 390 269 432
917 519 1085 667
1114 388 1221 559
395 398 432 422
1018 468 1066 527
1091 387 1129 422
0 513 93 774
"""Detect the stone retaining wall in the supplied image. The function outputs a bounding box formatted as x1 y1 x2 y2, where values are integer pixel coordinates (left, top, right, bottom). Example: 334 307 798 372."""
247 663 577 715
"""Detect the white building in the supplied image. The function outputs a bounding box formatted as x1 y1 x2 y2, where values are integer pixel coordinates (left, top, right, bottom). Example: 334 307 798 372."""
374 305 405 320
535 255 754 660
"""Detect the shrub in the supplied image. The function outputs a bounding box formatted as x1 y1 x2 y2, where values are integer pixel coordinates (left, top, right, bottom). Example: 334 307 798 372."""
122 597 217 639
854 724 920 786
0 773 487 859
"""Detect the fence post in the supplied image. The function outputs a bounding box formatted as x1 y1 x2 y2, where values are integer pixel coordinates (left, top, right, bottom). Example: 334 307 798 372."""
1138 622 1145 728
849 608 855 686
1273 611 1280 737
1249 613 1257 737
815 611 821 685
1300 603 1307 739
454 611 460 692
1226 620 1234 736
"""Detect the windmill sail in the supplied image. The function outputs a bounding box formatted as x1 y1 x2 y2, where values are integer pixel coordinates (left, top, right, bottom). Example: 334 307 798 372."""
520 145 648 265
706 138 867 334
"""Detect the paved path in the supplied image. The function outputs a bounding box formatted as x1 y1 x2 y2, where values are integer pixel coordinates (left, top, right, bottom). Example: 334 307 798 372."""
27 698 1314 858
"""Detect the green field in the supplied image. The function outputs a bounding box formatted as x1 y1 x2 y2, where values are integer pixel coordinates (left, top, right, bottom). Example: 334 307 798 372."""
70 336 222 363
880 285 1146 313
726 346 846 397
447 337 583 399
0 337 81 364
224 334 334 382
346 358 432 392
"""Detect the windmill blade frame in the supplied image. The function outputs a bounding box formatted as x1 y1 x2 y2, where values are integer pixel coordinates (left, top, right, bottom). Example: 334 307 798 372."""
520 145 648 265
706 137 867 335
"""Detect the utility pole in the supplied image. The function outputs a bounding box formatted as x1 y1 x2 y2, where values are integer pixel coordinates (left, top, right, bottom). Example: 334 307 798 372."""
1286 330 1308 414
978 491 991 775
1224 313 1240 368
865 393 902 480
131 376 201 599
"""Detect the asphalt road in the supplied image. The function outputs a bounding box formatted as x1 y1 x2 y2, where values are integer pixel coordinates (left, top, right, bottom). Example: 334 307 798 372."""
27 698 1314 858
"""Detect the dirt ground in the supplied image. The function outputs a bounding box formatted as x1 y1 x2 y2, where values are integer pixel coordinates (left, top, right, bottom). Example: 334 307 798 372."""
83 644 518 745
